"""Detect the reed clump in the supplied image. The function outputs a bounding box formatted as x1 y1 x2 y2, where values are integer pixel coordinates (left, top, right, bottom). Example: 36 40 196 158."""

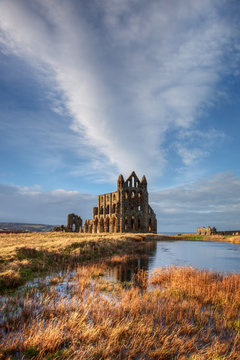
1 265 240 359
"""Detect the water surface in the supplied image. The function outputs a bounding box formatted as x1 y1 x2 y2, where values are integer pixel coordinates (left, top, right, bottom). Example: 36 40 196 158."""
107 240 240 282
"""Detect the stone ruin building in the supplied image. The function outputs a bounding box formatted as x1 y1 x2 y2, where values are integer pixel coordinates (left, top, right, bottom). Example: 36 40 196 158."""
53 213 82 232
84 171 157 234
67 213 82 232
197 226 217 236
197 226 240 236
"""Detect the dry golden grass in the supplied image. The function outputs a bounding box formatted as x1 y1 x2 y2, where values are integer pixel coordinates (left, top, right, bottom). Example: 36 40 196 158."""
0 265 240 359
0 232 160 292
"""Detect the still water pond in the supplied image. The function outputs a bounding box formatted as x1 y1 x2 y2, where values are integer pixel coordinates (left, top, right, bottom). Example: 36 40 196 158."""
107 240 240 282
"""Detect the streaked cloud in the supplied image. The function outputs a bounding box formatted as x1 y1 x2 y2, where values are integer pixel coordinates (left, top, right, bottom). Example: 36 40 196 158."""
0 0 239 180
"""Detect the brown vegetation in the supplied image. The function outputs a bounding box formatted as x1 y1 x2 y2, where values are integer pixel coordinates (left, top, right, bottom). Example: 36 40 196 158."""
1 232 240 359
0 265 240 359
0 232 159 292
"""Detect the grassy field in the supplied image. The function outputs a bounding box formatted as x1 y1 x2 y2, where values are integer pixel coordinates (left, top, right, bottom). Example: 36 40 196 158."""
0 232 240 359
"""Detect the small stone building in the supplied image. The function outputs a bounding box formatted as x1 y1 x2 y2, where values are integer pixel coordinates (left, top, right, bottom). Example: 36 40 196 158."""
196 226 217 235
84 171 157 233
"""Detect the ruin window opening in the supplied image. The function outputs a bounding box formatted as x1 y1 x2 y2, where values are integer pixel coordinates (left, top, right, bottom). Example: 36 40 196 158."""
131 216 135 230
100 207 103 215
149 218 152 231
125 217 128 231
132 177 134 187
112 204 116 213
138 218 141 229
106 205 109 214
138 205 141 211
128 180 131 187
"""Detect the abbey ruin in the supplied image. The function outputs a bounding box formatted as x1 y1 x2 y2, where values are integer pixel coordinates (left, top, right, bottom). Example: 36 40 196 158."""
84 171 157 234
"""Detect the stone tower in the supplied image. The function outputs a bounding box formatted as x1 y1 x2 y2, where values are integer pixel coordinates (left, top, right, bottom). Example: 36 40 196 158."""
84 171 157 233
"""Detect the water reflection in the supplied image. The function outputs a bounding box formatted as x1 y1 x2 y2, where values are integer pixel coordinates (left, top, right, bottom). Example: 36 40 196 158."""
106 241 157 282
107 240 240 282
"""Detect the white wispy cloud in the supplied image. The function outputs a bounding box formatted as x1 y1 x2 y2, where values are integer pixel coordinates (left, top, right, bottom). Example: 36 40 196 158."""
0 0 239 179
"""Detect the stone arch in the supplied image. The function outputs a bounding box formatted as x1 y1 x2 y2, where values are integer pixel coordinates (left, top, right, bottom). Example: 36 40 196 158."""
105 217 110 232
100 218 104 232
94 218 98 233
110 216 117 232
113 216 118 232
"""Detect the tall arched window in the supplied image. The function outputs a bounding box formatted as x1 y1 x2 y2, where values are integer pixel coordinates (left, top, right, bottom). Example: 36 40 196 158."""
131 216 135 230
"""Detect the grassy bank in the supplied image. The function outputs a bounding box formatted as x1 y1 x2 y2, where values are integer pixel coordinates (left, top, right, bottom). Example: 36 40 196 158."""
176 233 240 244
0 265 240 359
0 232 161 292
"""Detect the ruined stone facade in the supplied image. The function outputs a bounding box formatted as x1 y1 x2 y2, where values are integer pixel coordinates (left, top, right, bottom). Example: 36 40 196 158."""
197 226 217 236
52 213 82 232
197 227 240 236
84 171 157 234
67 213 82 232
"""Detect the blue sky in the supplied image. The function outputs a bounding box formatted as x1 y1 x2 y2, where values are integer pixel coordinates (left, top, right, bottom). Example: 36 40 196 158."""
0 0 240 232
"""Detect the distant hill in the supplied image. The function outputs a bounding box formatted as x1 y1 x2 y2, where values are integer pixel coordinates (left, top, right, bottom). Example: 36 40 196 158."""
0 222 53 233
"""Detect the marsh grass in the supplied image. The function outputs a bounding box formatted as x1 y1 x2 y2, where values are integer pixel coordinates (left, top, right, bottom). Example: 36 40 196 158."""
1 265 240 359
0 232 159 292
1 232 240 359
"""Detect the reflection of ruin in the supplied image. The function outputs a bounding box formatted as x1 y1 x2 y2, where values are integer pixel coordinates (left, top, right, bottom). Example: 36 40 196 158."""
107 241 157 283
84 171 157 233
